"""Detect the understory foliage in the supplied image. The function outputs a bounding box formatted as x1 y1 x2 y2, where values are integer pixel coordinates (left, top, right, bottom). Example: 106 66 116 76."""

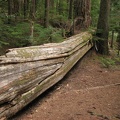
99 55 120 68
0 0 92 50
109 0 120 54
99 57 115 68
91 0 100 27
110 0 120 31
0 0 119 57
0 22 64 47
0 0 68 48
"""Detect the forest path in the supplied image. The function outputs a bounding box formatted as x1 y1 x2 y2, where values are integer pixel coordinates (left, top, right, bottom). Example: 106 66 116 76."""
10 52 120 120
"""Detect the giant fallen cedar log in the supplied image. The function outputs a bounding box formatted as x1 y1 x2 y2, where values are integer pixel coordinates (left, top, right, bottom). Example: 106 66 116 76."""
0 32 93 119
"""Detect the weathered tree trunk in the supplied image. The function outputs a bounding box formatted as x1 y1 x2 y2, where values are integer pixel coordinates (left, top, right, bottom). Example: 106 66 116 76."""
0 32 93 119
73 0 91 30
96 0 110 55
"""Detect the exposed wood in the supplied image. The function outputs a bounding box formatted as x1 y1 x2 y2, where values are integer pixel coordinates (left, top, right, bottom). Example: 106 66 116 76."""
0 32 93 119
0 32 91 63
0 64 62 104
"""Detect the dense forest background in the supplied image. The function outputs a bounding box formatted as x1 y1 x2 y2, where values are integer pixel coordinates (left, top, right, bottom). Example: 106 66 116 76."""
0 0 120 55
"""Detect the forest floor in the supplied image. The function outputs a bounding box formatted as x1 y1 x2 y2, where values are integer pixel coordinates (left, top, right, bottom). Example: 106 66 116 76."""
10 51 120 120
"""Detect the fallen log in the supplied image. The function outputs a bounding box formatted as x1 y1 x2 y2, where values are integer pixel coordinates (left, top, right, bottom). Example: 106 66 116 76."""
0 31 93 119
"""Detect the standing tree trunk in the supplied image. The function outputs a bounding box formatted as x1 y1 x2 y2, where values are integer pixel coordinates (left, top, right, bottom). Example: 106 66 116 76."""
13 0 19 21
116 29 120 56
70 0 91 35
96 0 110 55
73 0 91 30
58 0 63 15
110 30 114 48
8 0 12 24
24 0 28 19
50 0 54 7
30 21 34 44
68 0 73 19
18 0 22 18
44 0 49 28
31 0 36 20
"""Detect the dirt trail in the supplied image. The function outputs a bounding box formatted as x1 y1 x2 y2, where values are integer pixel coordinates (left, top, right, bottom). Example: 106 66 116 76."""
10 53 120 120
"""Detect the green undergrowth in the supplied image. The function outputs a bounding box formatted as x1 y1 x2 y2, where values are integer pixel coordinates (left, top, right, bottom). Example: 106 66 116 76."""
98 55 120 68
99 57 115 68
0 22 64 49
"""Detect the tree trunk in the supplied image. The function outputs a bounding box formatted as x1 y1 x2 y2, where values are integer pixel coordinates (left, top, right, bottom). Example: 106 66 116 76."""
58 0 63 15
18 0 22 18
8 0 12 24
68 0 73 19
44 0 49 28
31 0 36 19
117 30 120 56
30 21 34 44
50 0 54 8
96 0 110 55
13 0 19 21
24 0 28 19
73 0 91 30
110 30 114 48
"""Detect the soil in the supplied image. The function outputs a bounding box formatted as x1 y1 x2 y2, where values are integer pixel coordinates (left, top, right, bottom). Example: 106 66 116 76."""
10 52 120 120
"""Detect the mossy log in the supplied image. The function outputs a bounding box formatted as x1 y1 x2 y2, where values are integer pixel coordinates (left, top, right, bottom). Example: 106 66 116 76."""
0 32 93 119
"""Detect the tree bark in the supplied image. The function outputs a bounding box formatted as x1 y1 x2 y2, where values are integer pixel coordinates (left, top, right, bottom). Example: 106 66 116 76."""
24 0 28 19
8 0 12 24
68 0 73 19
50 0 54 8
31 0 36 19
110 30 114 48
44 0 49 28
96 0 110 55
73 0 91 30
116 30 120 55
58 0 63 15
13 0 19 20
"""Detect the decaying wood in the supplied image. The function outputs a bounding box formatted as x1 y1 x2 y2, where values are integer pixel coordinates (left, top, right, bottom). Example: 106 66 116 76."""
0 32 91 63
0 32 93 119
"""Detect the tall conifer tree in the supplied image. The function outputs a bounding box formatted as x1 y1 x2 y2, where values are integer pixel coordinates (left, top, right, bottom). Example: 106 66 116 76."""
96 0 110 55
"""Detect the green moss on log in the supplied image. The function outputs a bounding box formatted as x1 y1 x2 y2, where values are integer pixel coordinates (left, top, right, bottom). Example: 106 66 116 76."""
82 33 92 42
